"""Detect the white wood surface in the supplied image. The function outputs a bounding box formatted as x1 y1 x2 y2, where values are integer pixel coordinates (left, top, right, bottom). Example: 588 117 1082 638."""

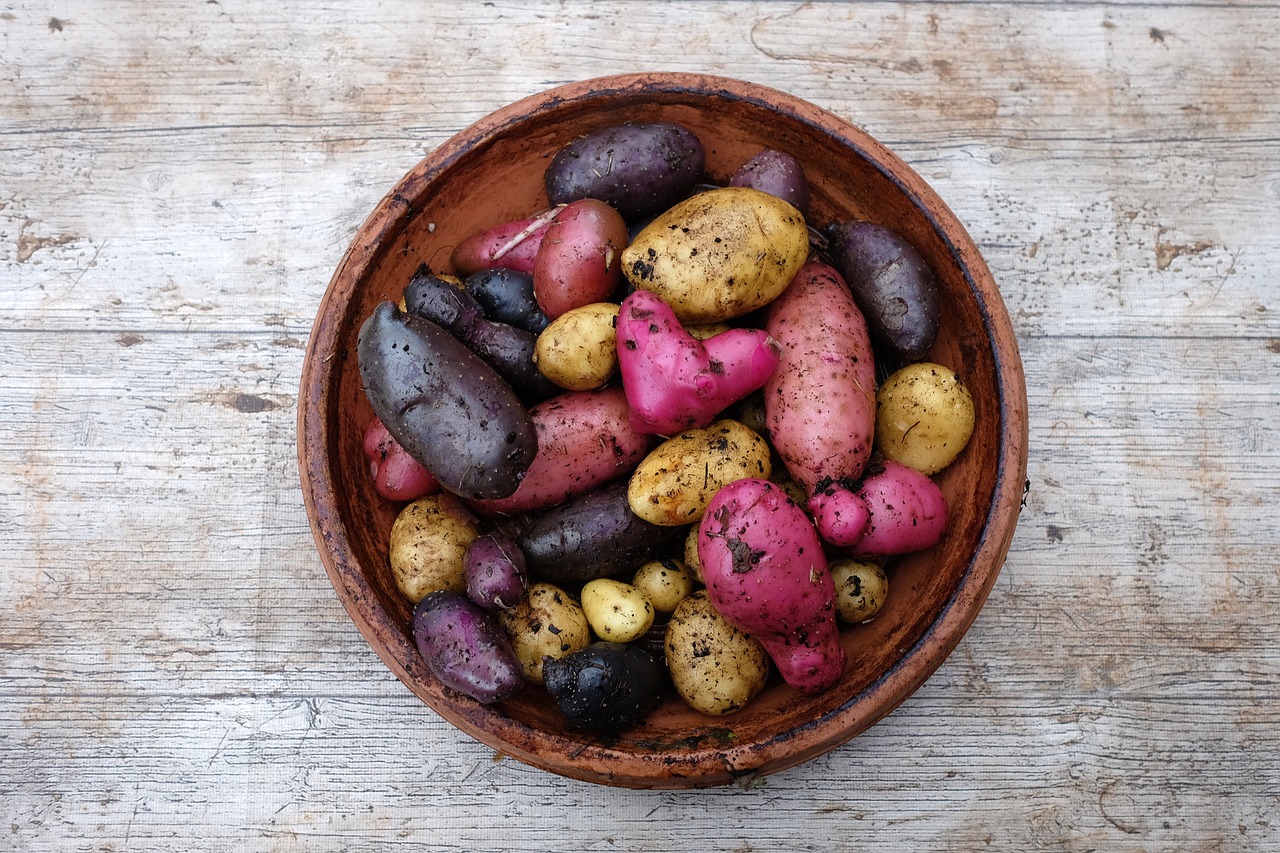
4 1 1279 850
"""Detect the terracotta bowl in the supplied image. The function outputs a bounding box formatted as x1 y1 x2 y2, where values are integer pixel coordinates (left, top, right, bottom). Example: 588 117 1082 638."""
298 72 1028 789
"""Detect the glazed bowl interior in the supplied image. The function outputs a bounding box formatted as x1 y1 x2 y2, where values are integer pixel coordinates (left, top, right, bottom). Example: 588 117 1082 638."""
298 73 1028 789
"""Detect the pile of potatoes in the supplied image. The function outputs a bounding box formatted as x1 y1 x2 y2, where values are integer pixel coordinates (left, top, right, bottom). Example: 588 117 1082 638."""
356 121 975 730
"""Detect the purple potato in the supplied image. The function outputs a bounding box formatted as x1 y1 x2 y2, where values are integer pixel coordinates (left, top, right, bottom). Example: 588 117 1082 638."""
728 149 810 216
518 481 687 585
464 532 529 610
545 122 706 222
357 301 536 500
823 220 941 363
413 590 526 704
543 642 666 731
464 268 551 334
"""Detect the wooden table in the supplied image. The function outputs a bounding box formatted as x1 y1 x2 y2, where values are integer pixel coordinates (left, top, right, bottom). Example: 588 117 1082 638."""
5 2 1277 849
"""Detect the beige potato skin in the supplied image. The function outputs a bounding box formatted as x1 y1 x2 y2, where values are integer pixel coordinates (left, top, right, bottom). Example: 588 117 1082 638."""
875 362 975 475
580 578 655 643
631 559 696 613
533 302 621 391
830 559 889 624
388 494 480 602
627 419 772 526
621 187 809 323
497 582 591 684
665 591 770 716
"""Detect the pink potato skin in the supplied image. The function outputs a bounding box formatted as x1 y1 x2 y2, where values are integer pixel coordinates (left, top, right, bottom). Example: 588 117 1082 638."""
850 461 949 557
764 261 877 495
806 487 871 547
617 289 781 436
697 478 845 694
467 386 654 516
533 199 629 319
362 417 441 502
451 216 551 278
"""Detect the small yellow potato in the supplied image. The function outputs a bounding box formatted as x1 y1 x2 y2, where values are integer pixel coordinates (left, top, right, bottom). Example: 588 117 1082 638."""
628 419 772 526
533 302 621 391
388 494 480 603
621 187 809 323
830 559 888 624
632 559 697 613
497 582 592 684
875 362 975 475
685 322 733 341
665 591 770 715
683 525 703 585
580 578 655 643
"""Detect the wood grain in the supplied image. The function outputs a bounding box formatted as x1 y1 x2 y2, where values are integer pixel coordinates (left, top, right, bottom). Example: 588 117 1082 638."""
3 0 1279 849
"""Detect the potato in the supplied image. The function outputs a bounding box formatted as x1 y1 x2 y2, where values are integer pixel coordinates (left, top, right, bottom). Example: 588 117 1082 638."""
627 419 772 526
875 361 975 475
621 187 809 323
544 642 666 731
665 591 769 716
413 590 525 703
824 220 940 363
580 579 655 643
497 582 592 684
533 199 629 319
464 267 551 334
358 301 537 500
389 494 481 602
533 302 620 391
544 122 706 222
632 559 696 613
682 525 703 584
728 148 810 216
517 480 686 585
829 559 888 624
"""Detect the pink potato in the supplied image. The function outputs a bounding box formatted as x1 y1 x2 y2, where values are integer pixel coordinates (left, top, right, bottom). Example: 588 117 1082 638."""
697 478 845 694
806 487 871 548
617 289 781 436
362 417 441 502
764 260 877 493
467 386 654 516
849 461 949 557
451 213 553 278
533 199 629 319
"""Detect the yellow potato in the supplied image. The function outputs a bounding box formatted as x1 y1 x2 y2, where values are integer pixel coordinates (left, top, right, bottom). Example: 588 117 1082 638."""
497 582 591 684
665 591 770 715
632 559 696 613
621 187 809 323
533 302 620 391
875 362 976 475
830 559 888 624
388 494 479 602
627 419 772 526
683 525 703 585
684 322 733 341
580 578 655 643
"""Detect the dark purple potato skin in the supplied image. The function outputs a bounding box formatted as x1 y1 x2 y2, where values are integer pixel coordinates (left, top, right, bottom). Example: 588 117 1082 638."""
543 642 666 730
413 591 526 704
823 221 941 363
728 149 810 217
404 269 558 404
464 268 551 334
518 481 687 585
464 532 529 610
545 122 706 222
357 301 537 500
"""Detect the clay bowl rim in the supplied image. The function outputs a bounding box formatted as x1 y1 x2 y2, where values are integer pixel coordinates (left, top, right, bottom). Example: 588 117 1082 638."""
298 72 1029 789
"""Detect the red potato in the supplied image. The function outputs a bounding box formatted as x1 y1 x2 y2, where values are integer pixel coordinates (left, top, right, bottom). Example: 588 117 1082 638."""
806 487 870 548
362 417 441 502
764 260 877 493
533 199 629 319
451 213 553 278
849 461 949 557
616 289 781 436
697 478 845 695
467 386 654 516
